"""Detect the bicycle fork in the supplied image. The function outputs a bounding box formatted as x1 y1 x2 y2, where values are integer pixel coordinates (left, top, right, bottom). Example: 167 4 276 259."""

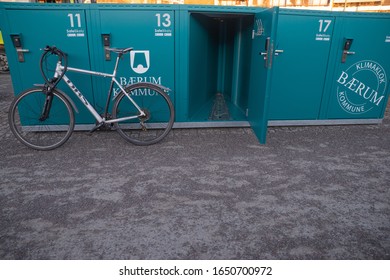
39 83 56 122
39 93 53 122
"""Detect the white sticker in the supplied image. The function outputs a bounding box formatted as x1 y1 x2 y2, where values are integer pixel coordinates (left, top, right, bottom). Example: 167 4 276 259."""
155 29 172 37
155 13 173 37
316 19 332 42
316 34 331 41
67 13 85 38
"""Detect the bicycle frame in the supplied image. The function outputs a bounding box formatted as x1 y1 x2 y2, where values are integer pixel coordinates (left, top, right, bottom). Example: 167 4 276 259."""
54 55 145 124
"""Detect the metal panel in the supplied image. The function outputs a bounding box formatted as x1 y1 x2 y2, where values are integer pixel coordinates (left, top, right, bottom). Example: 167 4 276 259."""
268 11 335 120
247 7 279 144
91 6 176 113
325 15 390 119
0 3 95 124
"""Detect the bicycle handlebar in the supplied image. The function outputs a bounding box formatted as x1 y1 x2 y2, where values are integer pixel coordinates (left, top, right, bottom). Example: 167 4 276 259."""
40 45 68 88
43 45 67 60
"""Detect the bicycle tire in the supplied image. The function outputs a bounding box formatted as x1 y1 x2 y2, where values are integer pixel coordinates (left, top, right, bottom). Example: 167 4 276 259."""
112 82 174 146
8 87 75 151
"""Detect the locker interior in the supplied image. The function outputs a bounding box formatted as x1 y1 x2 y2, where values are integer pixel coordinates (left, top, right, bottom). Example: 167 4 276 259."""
188 12 254 122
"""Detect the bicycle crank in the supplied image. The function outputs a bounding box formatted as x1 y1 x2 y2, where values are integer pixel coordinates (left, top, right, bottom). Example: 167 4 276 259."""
89 114 114 133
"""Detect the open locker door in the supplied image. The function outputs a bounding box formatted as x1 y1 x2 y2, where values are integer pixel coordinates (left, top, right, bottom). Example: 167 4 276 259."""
247 7 279 144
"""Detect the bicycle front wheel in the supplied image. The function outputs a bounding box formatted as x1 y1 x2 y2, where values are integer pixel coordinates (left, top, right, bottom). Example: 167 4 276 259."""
8 88 75 151
112 83 174 146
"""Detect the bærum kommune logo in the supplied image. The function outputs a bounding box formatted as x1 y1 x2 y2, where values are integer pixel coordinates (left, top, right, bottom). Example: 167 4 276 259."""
336 60 387 114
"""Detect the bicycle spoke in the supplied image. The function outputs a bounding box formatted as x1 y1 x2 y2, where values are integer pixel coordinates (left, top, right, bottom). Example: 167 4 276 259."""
113 83 174 145
9 88 74 150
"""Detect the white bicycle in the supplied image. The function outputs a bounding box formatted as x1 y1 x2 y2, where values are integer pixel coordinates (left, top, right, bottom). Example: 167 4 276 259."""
8 46 175 150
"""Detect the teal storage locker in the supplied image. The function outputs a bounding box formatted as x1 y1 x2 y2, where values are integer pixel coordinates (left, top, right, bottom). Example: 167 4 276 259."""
268 9 390 125
322 13 390 121
187 12 253 122
177 5 279 143
8 4 389 143
0 3 179 128
0 3 95 124
87 4 177 114
268 9 336 122
0 3 280 143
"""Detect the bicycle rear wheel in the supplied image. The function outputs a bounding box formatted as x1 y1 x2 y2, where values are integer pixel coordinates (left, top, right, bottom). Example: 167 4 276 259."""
112 83 174 146
8 88 75 150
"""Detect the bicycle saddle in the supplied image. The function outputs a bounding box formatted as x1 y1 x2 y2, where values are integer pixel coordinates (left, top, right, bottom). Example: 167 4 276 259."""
105 47 133 54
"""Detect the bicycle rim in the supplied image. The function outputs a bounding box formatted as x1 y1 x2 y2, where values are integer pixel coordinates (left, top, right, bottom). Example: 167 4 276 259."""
113 83 174 145
9 88 74 150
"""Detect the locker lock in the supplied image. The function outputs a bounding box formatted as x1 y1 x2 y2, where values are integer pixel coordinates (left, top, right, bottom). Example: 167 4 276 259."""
10 34 29 62
259 37 275 68
102 34 111 61
260 37 270 67
342 38 355 63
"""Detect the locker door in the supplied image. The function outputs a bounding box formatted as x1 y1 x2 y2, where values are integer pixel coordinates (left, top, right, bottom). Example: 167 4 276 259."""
269 13 335 121
95 8 175 112
247 7 279 144
327 17 390 119
4 8 94 124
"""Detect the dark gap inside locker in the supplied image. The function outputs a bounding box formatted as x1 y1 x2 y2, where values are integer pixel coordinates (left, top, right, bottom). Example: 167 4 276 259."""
188 12 254 122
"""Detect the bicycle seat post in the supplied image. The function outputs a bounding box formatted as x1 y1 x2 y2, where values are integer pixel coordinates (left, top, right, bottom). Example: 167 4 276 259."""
102 47 134 122
104 47 133 77
102 49 124 122
112 53 122 77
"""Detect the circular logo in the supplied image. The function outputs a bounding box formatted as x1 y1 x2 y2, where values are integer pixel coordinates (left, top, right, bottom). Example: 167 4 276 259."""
336 60 387 115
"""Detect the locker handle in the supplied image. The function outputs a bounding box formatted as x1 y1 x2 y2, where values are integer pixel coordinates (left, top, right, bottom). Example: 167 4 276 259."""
10 34 29 62
15 48 29 63
341 38 354 63
341 50 356 63
260 37 270 65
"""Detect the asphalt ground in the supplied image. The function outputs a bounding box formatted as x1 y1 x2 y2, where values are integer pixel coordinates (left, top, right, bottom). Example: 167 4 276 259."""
0 72 389 259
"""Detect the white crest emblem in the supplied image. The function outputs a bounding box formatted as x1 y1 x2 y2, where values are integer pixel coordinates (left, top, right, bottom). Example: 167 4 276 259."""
130 50 150 74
